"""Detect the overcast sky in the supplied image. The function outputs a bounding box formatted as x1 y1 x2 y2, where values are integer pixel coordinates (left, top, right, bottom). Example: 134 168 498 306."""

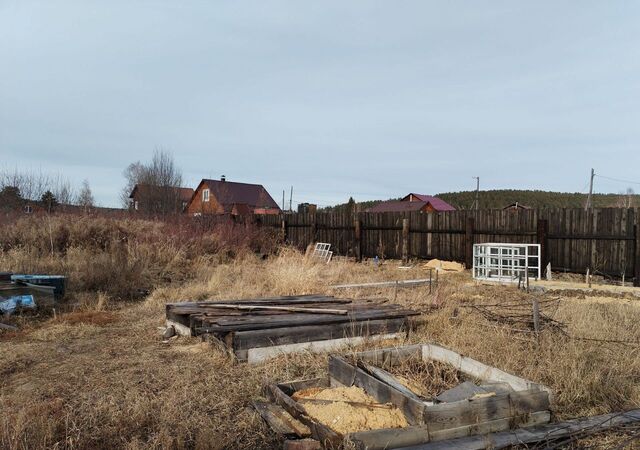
1 1 640 208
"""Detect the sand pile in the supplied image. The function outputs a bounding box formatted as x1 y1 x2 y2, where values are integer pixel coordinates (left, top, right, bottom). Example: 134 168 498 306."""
425 259 464 272
292 386 408 435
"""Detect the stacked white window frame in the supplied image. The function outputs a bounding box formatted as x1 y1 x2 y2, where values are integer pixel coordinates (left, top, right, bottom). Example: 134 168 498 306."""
472 243 541 283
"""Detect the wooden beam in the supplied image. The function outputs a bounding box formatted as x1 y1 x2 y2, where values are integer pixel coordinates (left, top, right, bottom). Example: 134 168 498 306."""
330 279 433 289
201 304 349 315
252 401 311 437
232 318 409 350
398 409 640 450
245 333 403 364
346 411 550 450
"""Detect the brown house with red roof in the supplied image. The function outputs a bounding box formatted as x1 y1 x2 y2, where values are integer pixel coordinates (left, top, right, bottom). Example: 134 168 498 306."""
129 184 194 214
367 193 456 213
186 177 281 216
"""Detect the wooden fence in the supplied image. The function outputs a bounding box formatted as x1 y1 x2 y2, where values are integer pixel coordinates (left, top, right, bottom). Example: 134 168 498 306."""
257 208 640 285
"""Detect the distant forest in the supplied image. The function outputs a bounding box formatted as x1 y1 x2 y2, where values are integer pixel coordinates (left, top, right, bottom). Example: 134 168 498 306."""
321 189 639 213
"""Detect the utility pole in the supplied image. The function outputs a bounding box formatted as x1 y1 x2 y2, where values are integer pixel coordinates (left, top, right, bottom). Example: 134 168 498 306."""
282 190 285 211
289 186 293 212
585 168 595 211
472 176 480 210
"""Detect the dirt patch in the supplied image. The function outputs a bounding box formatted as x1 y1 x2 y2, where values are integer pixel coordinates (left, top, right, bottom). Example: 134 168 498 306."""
56 311 118 326
293 386 408 434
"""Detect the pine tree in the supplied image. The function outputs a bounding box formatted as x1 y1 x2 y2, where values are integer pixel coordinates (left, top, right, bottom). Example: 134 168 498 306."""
40 190 58 213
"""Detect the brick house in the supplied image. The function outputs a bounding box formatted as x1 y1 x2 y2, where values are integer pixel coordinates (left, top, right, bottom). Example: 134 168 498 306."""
185 177 280 216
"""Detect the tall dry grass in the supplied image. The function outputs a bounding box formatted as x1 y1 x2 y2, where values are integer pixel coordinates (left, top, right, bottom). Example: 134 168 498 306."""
1 215 640 449
0 214 278 301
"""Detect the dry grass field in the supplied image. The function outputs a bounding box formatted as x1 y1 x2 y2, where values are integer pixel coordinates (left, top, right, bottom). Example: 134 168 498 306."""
1 215 640 449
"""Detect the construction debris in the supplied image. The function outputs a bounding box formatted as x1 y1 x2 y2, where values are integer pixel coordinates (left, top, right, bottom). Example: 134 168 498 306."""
165 295 418 363
424 259 464 273
461 296 566 334
257 343 552 449
311 243 333 263
0 294 36 315
399 409 640 450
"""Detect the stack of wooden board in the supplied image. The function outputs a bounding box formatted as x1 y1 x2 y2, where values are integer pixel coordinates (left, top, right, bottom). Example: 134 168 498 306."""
165 295 419 363
257 343 553 449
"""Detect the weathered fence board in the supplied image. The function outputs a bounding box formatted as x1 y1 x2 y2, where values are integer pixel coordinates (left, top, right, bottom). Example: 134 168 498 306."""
257 208 639 282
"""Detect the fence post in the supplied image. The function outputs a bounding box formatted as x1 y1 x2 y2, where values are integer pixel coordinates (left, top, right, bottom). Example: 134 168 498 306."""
310 213 317 246
537 219 549 270
465 217 474 269
281 217 287 243
354 218 362 262
635 224 640 287
402 218 409 264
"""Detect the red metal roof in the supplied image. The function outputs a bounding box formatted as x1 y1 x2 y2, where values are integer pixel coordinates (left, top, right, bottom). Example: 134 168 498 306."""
199 179 280 210
402 194 456 211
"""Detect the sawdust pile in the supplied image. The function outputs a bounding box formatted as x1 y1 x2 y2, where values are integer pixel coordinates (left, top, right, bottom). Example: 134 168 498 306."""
292 386 408 435
425 259 464 273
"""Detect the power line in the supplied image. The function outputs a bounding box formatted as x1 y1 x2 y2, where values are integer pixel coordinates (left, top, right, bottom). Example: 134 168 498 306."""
594 174 640 187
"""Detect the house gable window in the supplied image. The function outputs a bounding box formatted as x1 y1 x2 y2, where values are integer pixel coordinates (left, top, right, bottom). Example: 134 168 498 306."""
202 188 210 202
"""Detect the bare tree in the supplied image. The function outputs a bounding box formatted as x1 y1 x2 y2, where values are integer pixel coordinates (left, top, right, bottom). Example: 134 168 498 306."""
0 168 75 204
76 179 95 210
616 188 635 208
121 149 184 214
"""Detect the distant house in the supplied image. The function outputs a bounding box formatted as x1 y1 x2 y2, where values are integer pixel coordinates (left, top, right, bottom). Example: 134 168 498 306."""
185 177 281 216
129 184 194 214
503 202 531 211
367 193 455 213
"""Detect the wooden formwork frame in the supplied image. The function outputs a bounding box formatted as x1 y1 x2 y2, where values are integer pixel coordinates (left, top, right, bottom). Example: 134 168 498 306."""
267 344 551 450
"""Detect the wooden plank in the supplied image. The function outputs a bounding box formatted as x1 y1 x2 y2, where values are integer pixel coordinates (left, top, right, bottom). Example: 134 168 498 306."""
245 333 403 364
252 401 311 437
198 309 419 333
346 411 550 450
358 361 427 402
351 345 423 368
424 390 549 432
267 382 342 448
329 355 426 425
283 438 322 450
199 304 349 315
421 344 550 394
330 279 433 289
233 318 408 350
398 409 640 450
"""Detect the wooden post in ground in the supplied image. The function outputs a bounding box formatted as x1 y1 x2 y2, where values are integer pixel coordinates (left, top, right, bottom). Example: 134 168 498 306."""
401 218 409 264
354 218 362 262
465 217 475 269
281 218 287 243
537 219 549 271
634 224 640 287
532 297 540 340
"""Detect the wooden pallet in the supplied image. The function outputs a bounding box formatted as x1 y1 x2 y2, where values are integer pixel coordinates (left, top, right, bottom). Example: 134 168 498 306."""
165 295 419 363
